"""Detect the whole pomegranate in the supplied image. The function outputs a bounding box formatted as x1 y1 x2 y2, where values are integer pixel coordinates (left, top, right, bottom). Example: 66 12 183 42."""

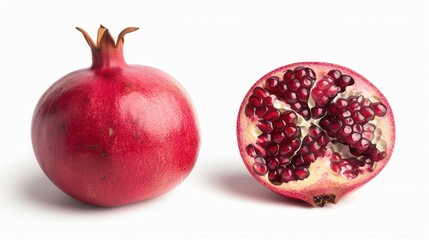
237 62 395 207
31 25 200 207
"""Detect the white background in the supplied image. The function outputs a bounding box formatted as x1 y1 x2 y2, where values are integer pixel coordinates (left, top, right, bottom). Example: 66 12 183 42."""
1 0 428 239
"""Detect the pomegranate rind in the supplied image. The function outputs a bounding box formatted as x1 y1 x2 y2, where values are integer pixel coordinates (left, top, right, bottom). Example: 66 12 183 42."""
237 62 395 207
31 26 201 207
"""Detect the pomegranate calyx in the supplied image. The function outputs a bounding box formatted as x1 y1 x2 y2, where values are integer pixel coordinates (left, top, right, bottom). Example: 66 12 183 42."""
313 194 336 207
76 25 139 69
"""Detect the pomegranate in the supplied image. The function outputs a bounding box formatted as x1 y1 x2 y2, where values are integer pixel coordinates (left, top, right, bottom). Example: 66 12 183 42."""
31 25 200 207
237 62 395 207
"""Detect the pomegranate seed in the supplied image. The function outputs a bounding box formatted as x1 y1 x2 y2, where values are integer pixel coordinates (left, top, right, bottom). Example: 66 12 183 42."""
327 70 341 80
257 133 271 147
311 89 324 100
308 125 322 137
318 95 330 106
343 169 360 179
331 153 342 163
300 145 309 154
315 150 324 158
263 97 274 106
319 117 331 129
249 95 263 107
364 123 376 132
338 126 352 139
286 92 298 103
268 170 280 183
246 145 258 157
319 79 331 89
255 106 268 117
330 162 342 174
303 153 315 163
291 102 302 112
273 119 286 131
349 157 365 167
352 112 365 123
266 143 280 157
283 70 294 81
302 78 313 88
294 167 310 180
355 138 370 152
245 104 255 117
284 126 299 138
352 124 363 133
347 132 361 145
372 102 387 117
319 135 330 146
347 102 361 112
309 141 321 152
298 88 309 101
266 76 279 89
361 98 372 107
307 68 316 79
278 82 287 92
312 107 326 119
327 85 340 97
280 143 293 156
343 117 355 126
300 107 310 119
294 67 307 78
303 136 314 145
254 156 266 164
337 75 354 91
282 111 297 123
288 79 301 91
279 156 291 165
292 155 306 167
335 98 348 108
272 132 285 143
362 131 374 141
267 158 280 170
253 87 269 98
376 152 386 161
361 107 375 120
257 121 273 133
281 168 295 182
331 120 343 132
338 109 351 119
290 139 301 150
253 163 268 176
264 108 280 121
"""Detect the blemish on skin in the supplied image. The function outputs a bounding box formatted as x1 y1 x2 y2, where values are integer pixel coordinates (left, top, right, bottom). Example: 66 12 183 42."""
60 122 67 132
101 152 108 158
101 176 107 180
124 82 133 92
108 127 114 137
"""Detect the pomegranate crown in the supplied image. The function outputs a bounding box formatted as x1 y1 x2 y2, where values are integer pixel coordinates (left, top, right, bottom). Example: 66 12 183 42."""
76 25 139 49
76 25 139 69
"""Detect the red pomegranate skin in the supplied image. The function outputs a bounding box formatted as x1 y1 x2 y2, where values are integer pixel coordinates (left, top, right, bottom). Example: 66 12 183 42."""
31 26 200 207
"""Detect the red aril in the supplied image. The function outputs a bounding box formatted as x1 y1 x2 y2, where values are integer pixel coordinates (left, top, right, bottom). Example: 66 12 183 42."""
31 25 200 207
237 62 395 207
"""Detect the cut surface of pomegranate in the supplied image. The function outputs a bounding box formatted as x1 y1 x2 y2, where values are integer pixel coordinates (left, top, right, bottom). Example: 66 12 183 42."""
237 62 395 207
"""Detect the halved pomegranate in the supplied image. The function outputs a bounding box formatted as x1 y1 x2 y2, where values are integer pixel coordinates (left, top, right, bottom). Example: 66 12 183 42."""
237 62 395 207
